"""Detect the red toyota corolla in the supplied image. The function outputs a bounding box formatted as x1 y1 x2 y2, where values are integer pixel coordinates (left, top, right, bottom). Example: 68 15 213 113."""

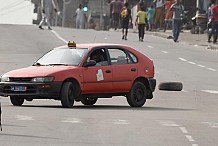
0 42 156 108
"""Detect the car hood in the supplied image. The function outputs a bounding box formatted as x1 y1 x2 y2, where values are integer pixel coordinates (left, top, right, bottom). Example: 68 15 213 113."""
4 66 77 77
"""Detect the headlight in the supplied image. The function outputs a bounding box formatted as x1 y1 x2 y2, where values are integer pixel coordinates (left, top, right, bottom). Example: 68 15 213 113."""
31 76 54 83
1 76 10 82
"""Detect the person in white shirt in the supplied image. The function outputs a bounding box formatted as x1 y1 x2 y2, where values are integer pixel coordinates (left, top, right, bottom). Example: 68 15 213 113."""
75 4 86 29
38 0 59 30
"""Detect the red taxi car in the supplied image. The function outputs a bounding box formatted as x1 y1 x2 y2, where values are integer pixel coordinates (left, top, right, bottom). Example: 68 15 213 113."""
0 42 156 108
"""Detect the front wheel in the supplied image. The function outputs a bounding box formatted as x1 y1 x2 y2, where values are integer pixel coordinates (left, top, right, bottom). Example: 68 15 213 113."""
10 96 24 106
81 97 98 105
127 81 147 107
60 82 75 108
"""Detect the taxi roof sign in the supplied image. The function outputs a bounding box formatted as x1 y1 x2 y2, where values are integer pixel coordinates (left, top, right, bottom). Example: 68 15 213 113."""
68 41 76 48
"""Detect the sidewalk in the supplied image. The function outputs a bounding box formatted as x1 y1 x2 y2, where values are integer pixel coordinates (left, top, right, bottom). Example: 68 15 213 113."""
131 29 218 51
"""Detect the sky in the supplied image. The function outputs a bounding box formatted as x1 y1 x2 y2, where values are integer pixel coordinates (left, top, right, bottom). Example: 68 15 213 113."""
0 0 36 25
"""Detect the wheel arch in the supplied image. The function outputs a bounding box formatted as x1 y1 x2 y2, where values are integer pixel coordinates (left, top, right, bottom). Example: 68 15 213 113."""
133 77 154 99
61 78 81 100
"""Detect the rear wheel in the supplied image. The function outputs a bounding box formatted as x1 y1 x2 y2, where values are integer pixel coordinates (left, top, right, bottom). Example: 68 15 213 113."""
127 81 147 107
10 96 24 106
81 97 98 105
60 82 75 108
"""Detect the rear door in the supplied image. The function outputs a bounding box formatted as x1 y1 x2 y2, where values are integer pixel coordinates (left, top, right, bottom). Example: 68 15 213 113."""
107 47 138 92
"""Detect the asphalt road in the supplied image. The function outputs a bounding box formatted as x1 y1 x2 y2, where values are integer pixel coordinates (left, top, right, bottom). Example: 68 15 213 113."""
0 24 218 146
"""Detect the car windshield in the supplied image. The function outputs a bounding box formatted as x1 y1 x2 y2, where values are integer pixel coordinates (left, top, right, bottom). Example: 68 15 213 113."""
34 48 88 66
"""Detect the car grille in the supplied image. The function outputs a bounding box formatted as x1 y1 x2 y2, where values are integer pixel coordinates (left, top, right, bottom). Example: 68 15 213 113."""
9 77 33 82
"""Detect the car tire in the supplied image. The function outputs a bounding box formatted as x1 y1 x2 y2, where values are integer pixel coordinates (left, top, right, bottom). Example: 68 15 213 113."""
60 82 75 108
127 81 147 107
158 82 183 91
10 96 24 106
81 97 98 105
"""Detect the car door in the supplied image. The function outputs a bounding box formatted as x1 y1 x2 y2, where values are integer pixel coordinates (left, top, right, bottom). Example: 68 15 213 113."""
107 47 138 92
82 48 113 94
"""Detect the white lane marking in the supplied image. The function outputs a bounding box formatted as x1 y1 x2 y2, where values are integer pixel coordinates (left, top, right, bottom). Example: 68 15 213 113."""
192 144 199 146
202 122 218 128
51 30 67 43
16 115 34 121
194 45 198 47
178 57 187 62
62 118 82 124
207 68 216 71
179 127 188 134
147 45 153 48
185 135 195 142
201 90 218 94
159 121 180 127
113 120 128 125
161 51 168 54
197 64 205 68
188 61 196 65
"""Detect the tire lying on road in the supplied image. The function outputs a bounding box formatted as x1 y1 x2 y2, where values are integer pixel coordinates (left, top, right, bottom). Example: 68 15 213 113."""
158 82 183 91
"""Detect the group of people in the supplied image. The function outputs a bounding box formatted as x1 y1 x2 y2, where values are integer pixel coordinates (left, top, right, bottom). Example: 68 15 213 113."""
38 0 95 30
110 0 184 42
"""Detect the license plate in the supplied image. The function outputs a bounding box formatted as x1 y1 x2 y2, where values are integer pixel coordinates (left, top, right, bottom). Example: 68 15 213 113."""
11 86 27 91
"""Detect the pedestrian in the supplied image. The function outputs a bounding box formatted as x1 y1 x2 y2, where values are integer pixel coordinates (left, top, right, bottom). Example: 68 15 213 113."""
207 2 212 42
153 0 165 29
170 0 184 42
209 0 218 43
110 0 124 30
164 0 176 32
38 0 59 30
147 4 155 31
75 4 87 29
120 2 132 40
135 6 147 42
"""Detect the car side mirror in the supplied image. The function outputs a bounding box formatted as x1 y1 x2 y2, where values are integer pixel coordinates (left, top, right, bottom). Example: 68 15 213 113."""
83 60 96 67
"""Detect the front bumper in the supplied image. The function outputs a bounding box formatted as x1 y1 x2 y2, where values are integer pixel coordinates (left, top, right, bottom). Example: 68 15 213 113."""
0 82 62 99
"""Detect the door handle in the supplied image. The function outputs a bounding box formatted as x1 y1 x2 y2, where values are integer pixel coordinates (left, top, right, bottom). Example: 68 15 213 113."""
131 68 136 72
105 70 111 73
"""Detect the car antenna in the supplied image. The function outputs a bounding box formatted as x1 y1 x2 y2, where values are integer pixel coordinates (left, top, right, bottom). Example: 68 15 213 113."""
0 101 2 131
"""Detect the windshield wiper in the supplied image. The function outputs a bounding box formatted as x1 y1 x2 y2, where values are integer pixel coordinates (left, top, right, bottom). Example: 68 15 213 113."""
33 62 43 66
48 64 69 66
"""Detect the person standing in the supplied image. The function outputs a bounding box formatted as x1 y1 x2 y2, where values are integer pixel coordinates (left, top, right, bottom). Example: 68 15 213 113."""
210 0 218 43
170 0 184 42
207 2 212 42
147 5 155 31
135 6 147 42
75 4 87 29
120 2 132 40
164 0 175 32
38 0 59 30
153 0 165 29
110 0 124 30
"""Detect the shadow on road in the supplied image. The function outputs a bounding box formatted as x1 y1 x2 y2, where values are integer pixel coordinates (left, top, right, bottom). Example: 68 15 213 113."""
21 105 194 111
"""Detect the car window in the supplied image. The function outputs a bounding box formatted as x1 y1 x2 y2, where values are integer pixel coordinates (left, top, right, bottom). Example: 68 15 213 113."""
128 51 138 63
35 48 88 66
88 48 108 66
108 48 132 65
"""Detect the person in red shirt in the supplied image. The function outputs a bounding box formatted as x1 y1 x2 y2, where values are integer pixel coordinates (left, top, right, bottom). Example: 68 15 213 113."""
164 0 176 32
210 0 218 43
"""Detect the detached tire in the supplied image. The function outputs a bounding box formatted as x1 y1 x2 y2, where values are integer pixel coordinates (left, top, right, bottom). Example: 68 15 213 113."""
81 97 98 105
61 82 75 108
127 81 147 107
10 96 24 106
158 82 183 91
